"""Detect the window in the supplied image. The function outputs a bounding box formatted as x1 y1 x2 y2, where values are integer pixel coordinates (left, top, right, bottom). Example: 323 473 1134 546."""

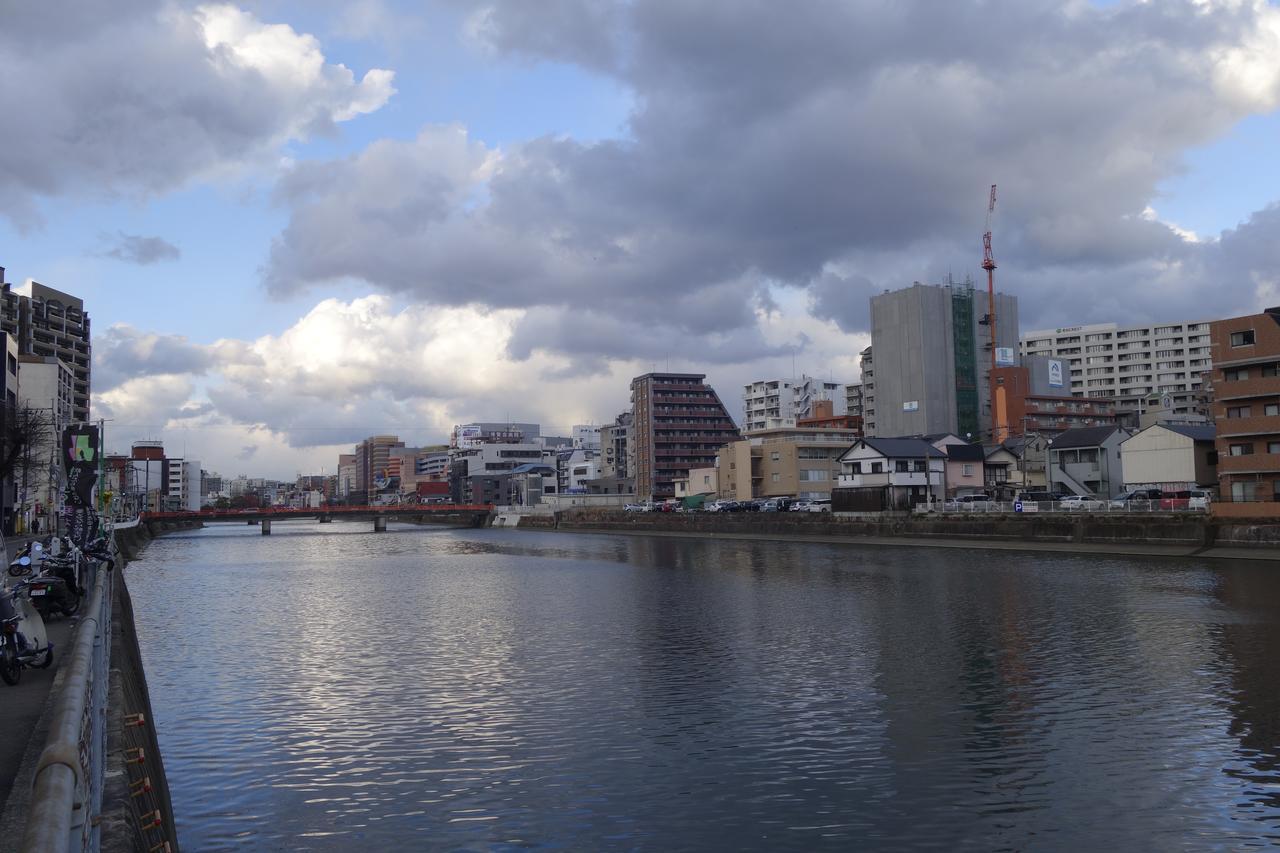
771 473 780 483
962 464 974 476
895 460 910 473
1231 330 1256 347
913 460 927 472
770 451 780 461
870 462 883 474
1268 404 1280 417
1227 406 1252 419
1269 442 1280 454
848 461 861 474
1229 443 1255 456
1225 368 1250 381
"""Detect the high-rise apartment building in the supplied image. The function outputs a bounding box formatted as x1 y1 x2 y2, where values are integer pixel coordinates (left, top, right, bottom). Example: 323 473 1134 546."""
868 278 1018 439
630 373 740 500
1020 320 1212 419
0 272 92 422
742 375 845 432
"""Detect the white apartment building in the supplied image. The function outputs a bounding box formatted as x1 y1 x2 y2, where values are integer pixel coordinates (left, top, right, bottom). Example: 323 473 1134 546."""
742 375 845 432
1020 320 1212 418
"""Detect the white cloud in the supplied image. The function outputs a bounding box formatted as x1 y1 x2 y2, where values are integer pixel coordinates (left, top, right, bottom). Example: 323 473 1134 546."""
91 292 866 478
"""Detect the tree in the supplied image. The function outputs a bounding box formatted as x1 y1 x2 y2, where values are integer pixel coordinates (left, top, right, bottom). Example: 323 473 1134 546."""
0 404 57 488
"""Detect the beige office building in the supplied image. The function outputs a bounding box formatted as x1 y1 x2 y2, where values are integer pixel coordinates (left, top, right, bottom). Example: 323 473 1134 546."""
717 425 859 501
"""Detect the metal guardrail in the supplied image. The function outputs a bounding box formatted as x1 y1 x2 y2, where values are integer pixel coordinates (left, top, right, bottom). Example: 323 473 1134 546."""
22 537 115 853
922 500 1209 514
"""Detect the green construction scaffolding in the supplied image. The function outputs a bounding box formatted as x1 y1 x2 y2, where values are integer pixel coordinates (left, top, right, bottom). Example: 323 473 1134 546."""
950 276 980 438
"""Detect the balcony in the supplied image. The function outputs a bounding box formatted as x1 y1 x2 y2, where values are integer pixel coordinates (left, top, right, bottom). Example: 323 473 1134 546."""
838 471 942 488
1215 414 1280 438
1212 375 1280 402
1216 452 1280 474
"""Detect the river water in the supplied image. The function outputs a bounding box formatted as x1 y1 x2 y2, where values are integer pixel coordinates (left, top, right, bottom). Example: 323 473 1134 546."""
127 522 1280 851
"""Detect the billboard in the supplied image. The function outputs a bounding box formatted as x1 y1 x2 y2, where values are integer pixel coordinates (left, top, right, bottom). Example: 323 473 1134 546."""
995 347 1016 366
1048 359 1064 388
62 424 100 548
62 424 99 508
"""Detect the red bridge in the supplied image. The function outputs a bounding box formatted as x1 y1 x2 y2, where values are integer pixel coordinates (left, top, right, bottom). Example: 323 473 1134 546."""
142 504 495 534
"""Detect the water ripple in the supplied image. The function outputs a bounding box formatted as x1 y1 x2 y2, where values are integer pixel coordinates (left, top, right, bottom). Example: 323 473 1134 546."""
127 522 1280 850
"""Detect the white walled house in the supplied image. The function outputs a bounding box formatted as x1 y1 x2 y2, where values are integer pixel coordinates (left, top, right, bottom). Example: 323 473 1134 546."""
1119 424 1217 490
836 438 946 510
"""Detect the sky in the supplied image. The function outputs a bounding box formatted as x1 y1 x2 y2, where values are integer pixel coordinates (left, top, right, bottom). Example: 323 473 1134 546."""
3 0 1280 479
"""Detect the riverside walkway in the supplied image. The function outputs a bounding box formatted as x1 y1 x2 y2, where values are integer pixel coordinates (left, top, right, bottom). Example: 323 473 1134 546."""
0 536 76 833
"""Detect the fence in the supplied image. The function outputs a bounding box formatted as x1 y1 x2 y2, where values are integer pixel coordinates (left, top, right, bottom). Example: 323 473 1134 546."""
920 499 1208 515
21 534 116 852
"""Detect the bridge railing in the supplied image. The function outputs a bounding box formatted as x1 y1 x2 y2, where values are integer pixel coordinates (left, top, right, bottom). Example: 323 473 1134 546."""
22 534 116 853
141 504 495 520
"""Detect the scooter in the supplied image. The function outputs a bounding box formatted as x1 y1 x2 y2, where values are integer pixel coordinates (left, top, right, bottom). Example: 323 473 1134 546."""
1 569 55 686
12 544 80 620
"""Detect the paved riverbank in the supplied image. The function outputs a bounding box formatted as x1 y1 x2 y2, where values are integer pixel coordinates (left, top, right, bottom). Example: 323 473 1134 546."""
0 537 77 826
523 510 1280 561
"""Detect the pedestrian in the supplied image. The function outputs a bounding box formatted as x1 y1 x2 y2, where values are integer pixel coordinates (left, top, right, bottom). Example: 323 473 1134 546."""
31 516 39 535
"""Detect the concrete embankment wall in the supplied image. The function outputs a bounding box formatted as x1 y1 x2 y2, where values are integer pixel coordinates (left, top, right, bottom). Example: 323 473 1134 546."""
96 520 199 852
524 510 1280 553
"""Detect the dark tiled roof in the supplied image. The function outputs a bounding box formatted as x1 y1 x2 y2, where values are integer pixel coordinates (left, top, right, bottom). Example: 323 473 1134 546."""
860 437 947 458
946 443 986 461
1050 426 1125 449
1159 423 1216 442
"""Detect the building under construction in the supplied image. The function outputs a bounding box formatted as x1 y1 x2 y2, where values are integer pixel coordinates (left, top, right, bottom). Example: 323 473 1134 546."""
865 276 1019 439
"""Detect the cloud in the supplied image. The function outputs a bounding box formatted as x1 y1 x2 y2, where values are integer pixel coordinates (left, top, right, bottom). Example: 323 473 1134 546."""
97 232 181 265
90 293 853 477
93 326 215 391
261 0 1280 349
0 1 394 227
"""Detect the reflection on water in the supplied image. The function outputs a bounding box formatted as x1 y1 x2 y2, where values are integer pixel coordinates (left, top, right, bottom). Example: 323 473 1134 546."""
128 522 1280 850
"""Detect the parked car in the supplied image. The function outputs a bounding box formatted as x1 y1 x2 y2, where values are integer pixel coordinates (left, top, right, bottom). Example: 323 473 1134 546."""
789 500 812 512
1015 490 1068 504
1057 495 1105 511
623 503 647 512
1160 489 1213 511
805 498 832 513
1109 488 1163 509
760 499 782 512
944 494 994 511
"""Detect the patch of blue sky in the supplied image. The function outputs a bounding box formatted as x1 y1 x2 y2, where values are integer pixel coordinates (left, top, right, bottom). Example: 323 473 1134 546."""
1154 111 1280 240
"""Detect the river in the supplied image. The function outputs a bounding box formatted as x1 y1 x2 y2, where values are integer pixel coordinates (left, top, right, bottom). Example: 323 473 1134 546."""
127 521 1280 850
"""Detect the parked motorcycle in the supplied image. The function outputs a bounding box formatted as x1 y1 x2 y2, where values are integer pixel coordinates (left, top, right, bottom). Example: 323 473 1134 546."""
11 541 81 619
1 568 55 686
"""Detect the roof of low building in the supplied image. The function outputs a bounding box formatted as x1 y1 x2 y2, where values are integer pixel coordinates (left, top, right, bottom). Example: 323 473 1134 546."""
856 437 947 458
1158 423 1216 442
945 443 986 461
1050 426 1125 449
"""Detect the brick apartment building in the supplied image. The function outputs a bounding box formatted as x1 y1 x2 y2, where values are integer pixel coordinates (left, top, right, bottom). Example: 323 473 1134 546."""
631 372 739 501
1209 308 1280 518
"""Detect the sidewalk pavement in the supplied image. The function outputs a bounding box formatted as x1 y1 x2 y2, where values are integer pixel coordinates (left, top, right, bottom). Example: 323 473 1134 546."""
0 536 76 824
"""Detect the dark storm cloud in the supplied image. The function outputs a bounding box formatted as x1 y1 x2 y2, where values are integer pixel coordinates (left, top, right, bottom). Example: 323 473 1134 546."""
98 232 181 265
264 0 1280 355
0 0 393 229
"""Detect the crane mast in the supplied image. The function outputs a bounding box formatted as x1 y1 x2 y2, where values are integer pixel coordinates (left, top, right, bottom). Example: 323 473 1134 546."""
982 184 999 440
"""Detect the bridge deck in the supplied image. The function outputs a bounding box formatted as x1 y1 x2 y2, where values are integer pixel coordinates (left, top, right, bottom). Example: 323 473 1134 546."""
143 505 494 523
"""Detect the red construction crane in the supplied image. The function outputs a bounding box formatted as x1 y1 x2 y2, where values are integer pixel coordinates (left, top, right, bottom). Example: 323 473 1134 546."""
982 184 1000 438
